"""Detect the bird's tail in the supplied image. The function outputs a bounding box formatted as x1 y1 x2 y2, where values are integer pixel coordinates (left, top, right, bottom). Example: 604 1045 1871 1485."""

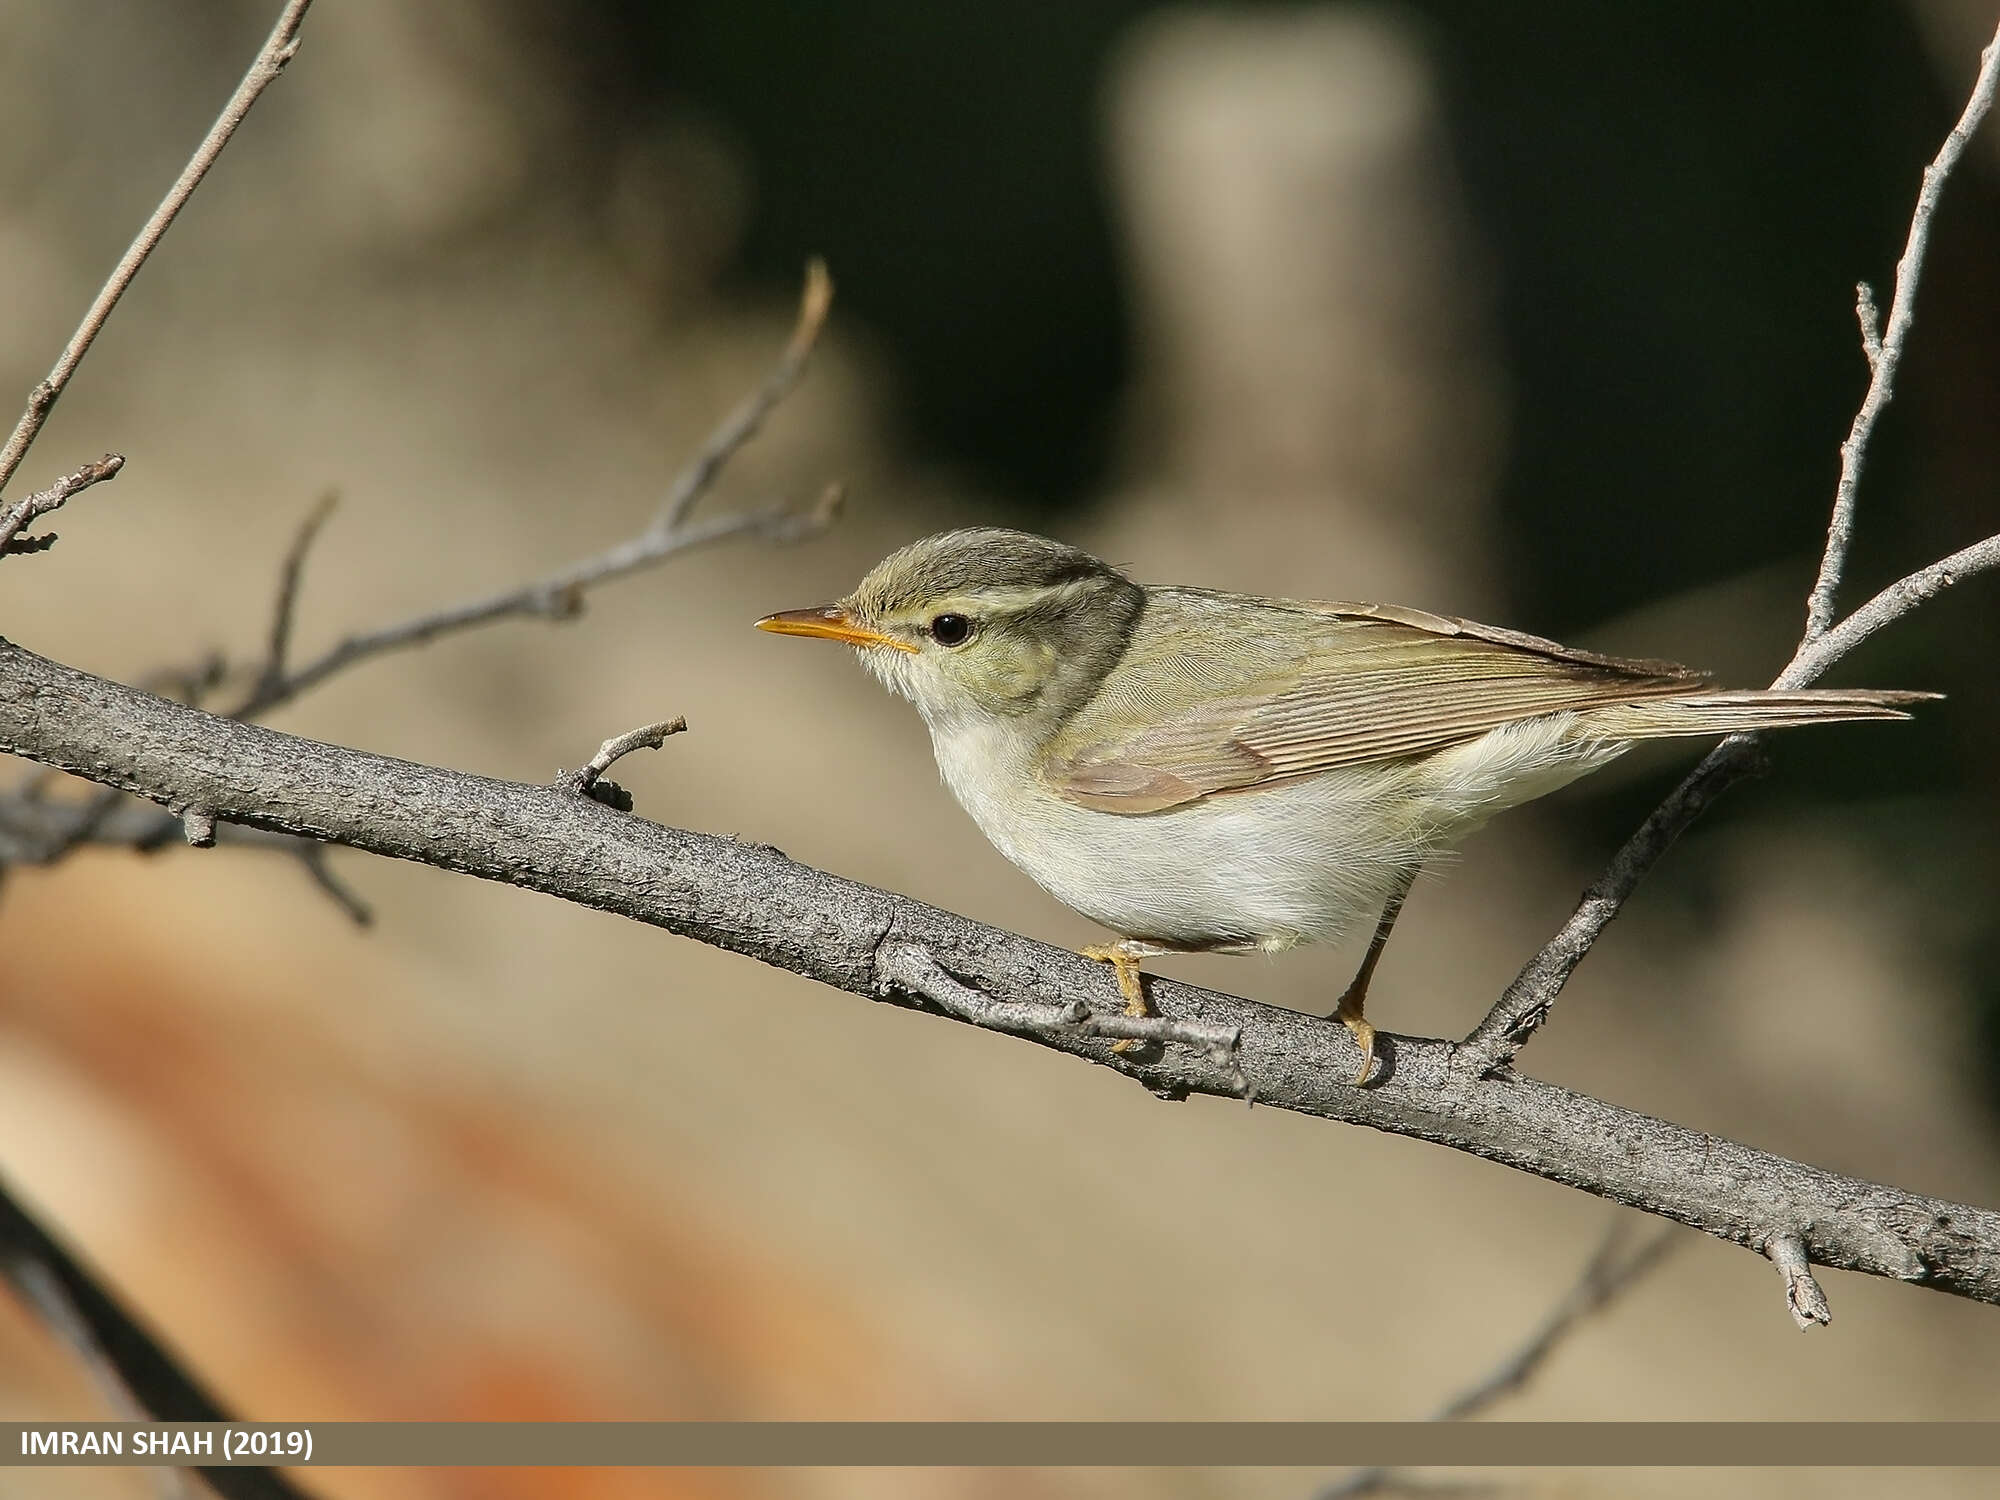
1583 688 1940 741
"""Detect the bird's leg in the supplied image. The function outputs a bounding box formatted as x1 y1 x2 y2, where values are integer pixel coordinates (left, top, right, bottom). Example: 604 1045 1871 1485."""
1081 939 1153 1054
1328 868 1418 1085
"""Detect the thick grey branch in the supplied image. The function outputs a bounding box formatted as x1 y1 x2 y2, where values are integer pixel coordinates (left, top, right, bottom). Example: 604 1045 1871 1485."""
4 639 1995 1312
0 0 314 500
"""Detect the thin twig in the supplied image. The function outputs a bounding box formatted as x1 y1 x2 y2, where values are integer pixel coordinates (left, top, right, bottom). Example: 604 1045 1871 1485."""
10 1260 192 1500
656 258 834 531
1461 26 2000 1073
1763 1233 1832 1331
0 1173 309 1500
257 489 339 696
560 717 689 802
0 0 314 500
1314 1221 1679 1500
0 454 124 556
1804 23 2000 640
294 841 372 926
1778 530 2000 690
223 294 842 723
1463 527 2000 1070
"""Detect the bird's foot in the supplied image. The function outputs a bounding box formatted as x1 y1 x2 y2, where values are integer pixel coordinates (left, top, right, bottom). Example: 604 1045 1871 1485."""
1082 942 1152 1053
1329 984 1377 1086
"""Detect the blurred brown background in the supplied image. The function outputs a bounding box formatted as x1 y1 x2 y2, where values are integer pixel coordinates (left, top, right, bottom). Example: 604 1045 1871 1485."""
2 2 1998 1497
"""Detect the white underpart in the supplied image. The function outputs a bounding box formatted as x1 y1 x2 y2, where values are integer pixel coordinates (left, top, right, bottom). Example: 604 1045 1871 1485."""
886 640 1629 952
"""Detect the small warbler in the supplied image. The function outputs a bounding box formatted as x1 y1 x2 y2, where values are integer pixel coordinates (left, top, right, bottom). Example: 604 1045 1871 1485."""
759 528 1931 1082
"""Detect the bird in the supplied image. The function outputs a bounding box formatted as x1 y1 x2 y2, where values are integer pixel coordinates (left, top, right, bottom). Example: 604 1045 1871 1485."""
756 527 1932 1082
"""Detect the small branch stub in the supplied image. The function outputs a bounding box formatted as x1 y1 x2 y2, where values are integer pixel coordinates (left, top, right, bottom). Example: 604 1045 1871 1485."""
1855 281 1883 368
0 454 125 557
1765 1233 1833 1331
561 718 689 809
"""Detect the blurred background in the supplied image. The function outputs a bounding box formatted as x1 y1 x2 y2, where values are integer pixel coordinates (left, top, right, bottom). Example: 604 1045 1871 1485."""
1 1 1998 1497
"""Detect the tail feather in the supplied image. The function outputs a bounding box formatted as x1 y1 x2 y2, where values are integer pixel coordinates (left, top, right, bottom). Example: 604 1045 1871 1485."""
1584 688 1941 741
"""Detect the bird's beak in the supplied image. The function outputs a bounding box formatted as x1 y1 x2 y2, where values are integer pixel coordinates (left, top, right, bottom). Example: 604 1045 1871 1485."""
754 605 919 653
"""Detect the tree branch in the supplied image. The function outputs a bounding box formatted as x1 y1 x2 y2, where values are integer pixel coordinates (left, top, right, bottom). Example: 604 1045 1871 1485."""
1314 1220 1679 1499
0 0 314 501
0 454 124 557
655 258 833 532
1804 24 2000 640
223 297 842 723
1764 1232 1833 1332
1461 529 2000 1070
255 489 339 698
1461 20 2000 1075
3 640 1995 1314
0 1171 309 1500
559 716 688 809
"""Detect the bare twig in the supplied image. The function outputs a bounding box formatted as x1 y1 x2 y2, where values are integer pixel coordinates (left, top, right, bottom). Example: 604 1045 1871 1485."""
11 1260 192 1500
1764 1233 1833 1331
1434 1224 1679 1420
560 717 689 804
1462 26 2000 1074
223 302 843 722
656 258 834 531
1314 1221 1679 1500
0 1172 309 1500
1779 531 2000 690
1463 527 2000 1071
257 490 339 696
294 840 372 926
0 0 314 500
0 454 124 556
1804 23 2000 639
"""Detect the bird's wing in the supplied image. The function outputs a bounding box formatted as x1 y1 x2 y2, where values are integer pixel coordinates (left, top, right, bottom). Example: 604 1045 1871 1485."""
1040 589 1705 814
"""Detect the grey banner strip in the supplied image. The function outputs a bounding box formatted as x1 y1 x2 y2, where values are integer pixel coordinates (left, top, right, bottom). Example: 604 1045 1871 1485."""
4 1423 2000 1467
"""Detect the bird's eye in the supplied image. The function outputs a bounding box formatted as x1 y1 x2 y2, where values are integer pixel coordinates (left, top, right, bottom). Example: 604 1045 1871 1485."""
928 613 974 647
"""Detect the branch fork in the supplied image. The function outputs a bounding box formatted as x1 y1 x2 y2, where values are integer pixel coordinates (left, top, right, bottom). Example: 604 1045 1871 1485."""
0 453 125 556
875 941 1245 1082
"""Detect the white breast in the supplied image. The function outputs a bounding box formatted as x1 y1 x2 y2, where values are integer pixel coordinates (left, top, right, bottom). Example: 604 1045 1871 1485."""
924 711 1628 953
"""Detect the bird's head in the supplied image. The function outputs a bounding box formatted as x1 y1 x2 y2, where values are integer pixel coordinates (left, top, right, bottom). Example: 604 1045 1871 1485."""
756 527 1145 736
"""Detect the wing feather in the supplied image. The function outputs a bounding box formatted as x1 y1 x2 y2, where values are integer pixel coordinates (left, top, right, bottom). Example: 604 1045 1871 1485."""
1041 589 1705 814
